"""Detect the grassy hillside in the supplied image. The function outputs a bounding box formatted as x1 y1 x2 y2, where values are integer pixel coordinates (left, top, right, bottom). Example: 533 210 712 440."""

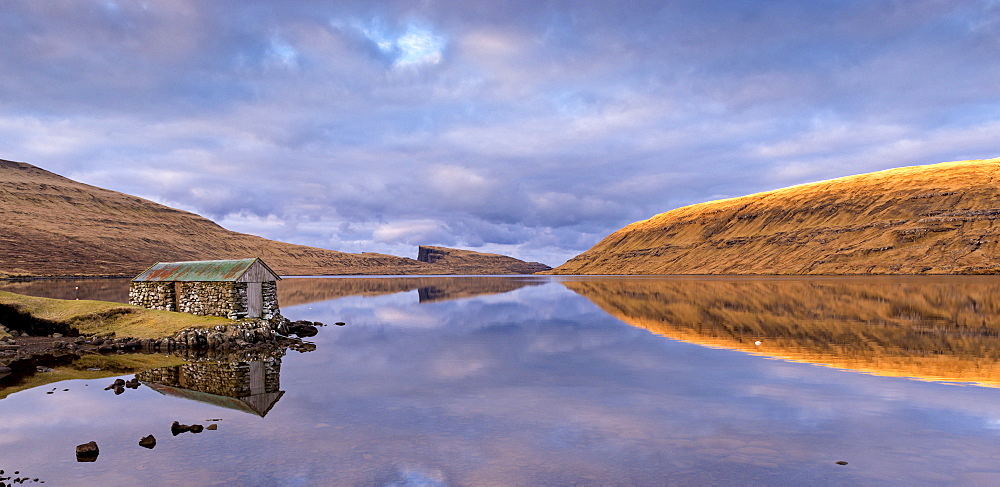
0 159 547 277
550 158 1000 275
0 290 229 338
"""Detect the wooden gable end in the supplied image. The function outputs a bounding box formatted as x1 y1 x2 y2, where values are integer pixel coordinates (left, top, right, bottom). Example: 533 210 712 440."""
236 259 281 283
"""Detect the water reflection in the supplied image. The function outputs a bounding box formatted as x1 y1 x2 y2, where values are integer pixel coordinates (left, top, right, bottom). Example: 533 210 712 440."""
0 278 131 303
562 276 1000 386
138 355 284 417
0 276 548 307
279 276 546 305
2 277 1000 485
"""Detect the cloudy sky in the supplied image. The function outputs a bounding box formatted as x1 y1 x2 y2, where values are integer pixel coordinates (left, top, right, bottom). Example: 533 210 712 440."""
2 1 998 266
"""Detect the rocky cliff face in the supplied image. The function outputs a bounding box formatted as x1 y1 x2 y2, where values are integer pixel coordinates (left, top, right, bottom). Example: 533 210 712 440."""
417 246 552 274
550 158 1000 275
0 159 547 277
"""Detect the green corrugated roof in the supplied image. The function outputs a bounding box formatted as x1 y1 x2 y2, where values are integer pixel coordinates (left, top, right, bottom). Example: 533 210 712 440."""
132 258 276 282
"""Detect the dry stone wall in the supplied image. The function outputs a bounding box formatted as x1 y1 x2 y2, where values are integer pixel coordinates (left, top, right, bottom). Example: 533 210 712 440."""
129 280 281 319
177 282 247 319
262 281 280 319
129 282 177 311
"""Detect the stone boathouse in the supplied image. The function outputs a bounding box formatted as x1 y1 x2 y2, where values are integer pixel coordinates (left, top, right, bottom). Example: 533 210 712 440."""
129 258 281 320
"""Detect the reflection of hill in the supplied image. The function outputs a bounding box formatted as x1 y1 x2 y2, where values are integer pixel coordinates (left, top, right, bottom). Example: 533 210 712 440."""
1 353 187 400
564 277 1000 387
0 278 131 303
278 276 546 306
0 276 547 308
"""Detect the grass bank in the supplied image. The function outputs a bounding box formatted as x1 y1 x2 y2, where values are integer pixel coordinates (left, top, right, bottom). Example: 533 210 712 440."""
0 290 231 339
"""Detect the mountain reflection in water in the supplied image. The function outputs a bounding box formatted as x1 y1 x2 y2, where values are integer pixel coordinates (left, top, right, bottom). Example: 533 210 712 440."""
278 276 547 306
0 276 549 307
563 276 1000 386
2 276 1000 485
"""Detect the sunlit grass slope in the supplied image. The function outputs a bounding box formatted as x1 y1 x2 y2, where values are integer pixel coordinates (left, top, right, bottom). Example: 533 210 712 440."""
0 290 229 338
551 157 1000 274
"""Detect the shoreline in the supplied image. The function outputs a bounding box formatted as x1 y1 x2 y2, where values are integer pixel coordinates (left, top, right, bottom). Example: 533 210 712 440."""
0 290 323 387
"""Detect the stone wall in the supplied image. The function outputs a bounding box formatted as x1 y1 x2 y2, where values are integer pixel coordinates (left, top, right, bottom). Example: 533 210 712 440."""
130 280 280 320
177 282 246 319
129 282 177 311
262 281 280 319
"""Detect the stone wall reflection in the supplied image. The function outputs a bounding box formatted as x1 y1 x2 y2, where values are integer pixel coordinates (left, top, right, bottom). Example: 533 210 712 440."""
564 277 1000 386
137 353 284 416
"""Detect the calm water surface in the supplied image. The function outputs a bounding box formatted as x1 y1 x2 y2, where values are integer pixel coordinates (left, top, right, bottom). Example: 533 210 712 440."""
2 276 1000 485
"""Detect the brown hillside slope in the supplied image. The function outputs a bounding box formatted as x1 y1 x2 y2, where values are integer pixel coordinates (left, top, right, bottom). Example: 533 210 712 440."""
550 157 1000 275
564 277 1000 387
0 159 544 277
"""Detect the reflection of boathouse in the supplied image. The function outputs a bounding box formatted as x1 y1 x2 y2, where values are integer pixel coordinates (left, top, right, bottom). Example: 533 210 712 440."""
137 357 284 417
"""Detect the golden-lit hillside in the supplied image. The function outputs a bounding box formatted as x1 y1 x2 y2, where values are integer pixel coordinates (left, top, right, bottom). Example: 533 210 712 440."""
564 277 1000 386
0 159 545 277
550 158 1000 274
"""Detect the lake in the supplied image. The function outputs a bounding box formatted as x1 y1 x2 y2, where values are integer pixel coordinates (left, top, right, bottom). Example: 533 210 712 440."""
2 275 1000 485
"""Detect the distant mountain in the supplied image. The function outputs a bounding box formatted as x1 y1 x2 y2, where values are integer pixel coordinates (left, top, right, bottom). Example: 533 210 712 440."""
0 159 547 277
417 246 551 275
549 158 1000 275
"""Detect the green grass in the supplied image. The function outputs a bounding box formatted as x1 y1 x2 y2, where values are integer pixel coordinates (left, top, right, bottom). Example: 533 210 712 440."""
0 290 231 339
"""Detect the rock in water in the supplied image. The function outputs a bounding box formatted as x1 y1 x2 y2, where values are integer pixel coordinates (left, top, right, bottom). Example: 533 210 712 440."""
76 441 99 462
288 321 318 338
139 435 156 449
171 421 205 435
